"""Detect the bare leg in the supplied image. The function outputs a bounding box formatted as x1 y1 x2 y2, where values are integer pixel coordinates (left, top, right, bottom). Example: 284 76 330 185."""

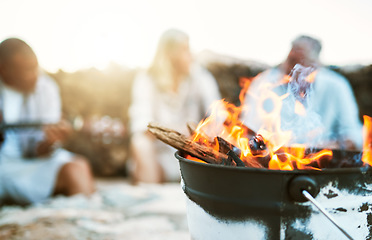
54 156 95 196
130 132 164 183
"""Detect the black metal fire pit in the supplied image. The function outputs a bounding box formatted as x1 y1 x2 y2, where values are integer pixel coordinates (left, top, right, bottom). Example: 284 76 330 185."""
176 151 372 240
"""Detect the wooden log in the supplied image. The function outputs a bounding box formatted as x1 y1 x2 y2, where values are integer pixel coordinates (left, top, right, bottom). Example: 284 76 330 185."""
148 122 225 165
217 135 269 168
147 122 263 168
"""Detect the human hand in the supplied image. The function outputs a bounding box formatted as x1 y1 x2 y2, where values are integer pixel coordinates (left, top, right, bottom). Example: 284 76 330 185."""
44 119 72 144
36 120 72 156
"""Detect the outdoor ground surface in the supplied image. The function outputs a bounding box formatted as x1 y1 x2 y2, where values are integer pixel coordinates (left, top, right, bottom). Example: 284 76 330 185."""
0 178 190 240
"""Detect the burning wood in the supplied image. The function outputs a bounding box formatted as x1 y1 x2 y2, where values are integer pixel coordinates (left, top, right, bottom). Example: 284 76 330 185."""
147 122 263 168
227 150 245 167
249 134 267 156
216 136 240 155
148 121 365 170
216 135 272 167
215 136 245 166
248 134 271 168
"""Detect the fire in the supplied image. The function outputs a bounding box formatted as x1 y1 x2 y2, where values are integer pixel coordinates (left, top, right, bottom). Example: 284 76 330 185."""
188 68 336 170
185 154 207 164
186 65 370 170
362 115 372 166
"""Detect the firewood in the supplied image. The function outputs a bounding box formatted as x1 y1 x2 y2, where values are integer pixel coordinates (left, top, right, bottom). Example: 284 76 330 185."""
147 122 263 168
227 150 245 167
217 135 269 168
148 122 225 164
216 136 237 155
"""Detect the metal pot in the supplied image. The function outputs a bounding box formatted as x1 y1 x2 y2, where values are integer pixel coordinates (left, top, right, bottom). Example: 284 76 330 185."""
176 151 372 240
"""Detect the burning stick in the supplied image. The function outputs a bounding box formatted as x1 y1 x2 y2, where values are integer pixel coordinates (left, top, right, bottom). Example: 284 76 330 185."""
216 136 261 167
217 135 272 168
215 137 235 166
216 136 241 156
216 136 243 166
227 150 245 167
147 122 263 168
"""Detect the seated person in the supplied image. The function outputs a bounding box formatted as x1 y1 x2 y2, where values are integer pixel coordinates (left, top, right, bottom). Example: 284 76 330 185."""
0 38 95 205
128 29 221 183
241 35 363 150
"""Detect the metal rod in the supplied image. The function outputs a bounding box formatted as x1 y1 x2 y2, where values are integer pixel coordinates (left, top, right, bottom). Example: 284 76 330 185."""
302 190 354 240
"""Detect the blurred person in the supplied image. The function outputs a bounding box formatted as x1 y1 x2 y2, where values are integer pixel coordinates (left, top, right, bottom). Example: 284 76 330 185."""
242 35 363 150
128 29 221 183
0 38 95 205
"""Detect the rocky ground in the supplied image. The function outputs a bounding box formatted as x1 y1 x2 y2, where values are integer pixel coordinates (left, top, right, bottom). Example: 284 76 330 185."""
0 179 190 240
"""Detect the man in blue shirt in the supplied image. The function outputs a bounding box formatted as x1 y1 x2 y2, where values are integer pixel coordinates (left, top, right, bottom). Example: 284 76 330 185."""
242 35 363 150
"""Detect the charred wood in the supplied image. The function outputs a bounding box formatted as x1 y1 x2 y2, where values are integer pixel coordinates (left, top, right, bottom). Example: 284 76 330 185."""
227 150 245 167
216 136 241 156
216 136 266 168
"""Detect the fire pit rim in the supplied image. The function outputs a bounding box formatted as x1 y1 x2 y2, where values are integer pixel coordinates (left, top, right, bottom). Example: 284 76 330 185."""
175 151 369 174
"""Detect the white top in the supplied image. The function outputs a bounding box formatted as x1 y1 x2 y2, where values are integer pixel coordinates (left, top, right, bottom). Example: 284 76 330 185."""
0 73 61 161
129 65 221 135
241 67 363 149
129 65 221 180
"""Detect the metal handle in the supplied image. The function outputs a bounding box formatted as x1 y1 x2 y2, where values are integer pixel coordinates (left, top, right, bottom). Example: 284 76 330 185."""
302 190 354 240
288 175 319 202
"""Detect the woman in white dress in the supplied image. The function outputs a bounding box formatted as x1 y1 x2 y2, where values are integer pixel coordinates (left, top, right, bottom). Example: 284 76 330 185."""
128 29 221 183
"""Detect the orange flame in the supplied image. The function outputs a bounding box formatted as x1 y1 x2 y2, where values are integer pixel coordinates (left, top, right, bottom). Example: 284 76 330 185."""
239 77 252 104
362 115 372 166
185 154 207 164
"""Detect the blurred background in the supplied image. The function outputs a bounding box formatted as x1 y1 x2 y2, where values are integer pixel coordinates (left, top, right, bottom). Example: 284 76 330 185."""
1 0 371 176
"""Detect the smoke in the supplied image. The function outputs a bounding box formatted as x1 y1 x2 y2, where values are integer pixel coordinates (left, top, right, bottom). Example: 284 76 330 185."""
281 64 325 147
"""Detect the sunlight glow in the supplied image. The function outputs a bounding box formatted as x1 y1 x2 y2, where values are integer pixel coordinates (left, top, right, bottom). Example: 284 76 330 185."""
1 0 371 72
